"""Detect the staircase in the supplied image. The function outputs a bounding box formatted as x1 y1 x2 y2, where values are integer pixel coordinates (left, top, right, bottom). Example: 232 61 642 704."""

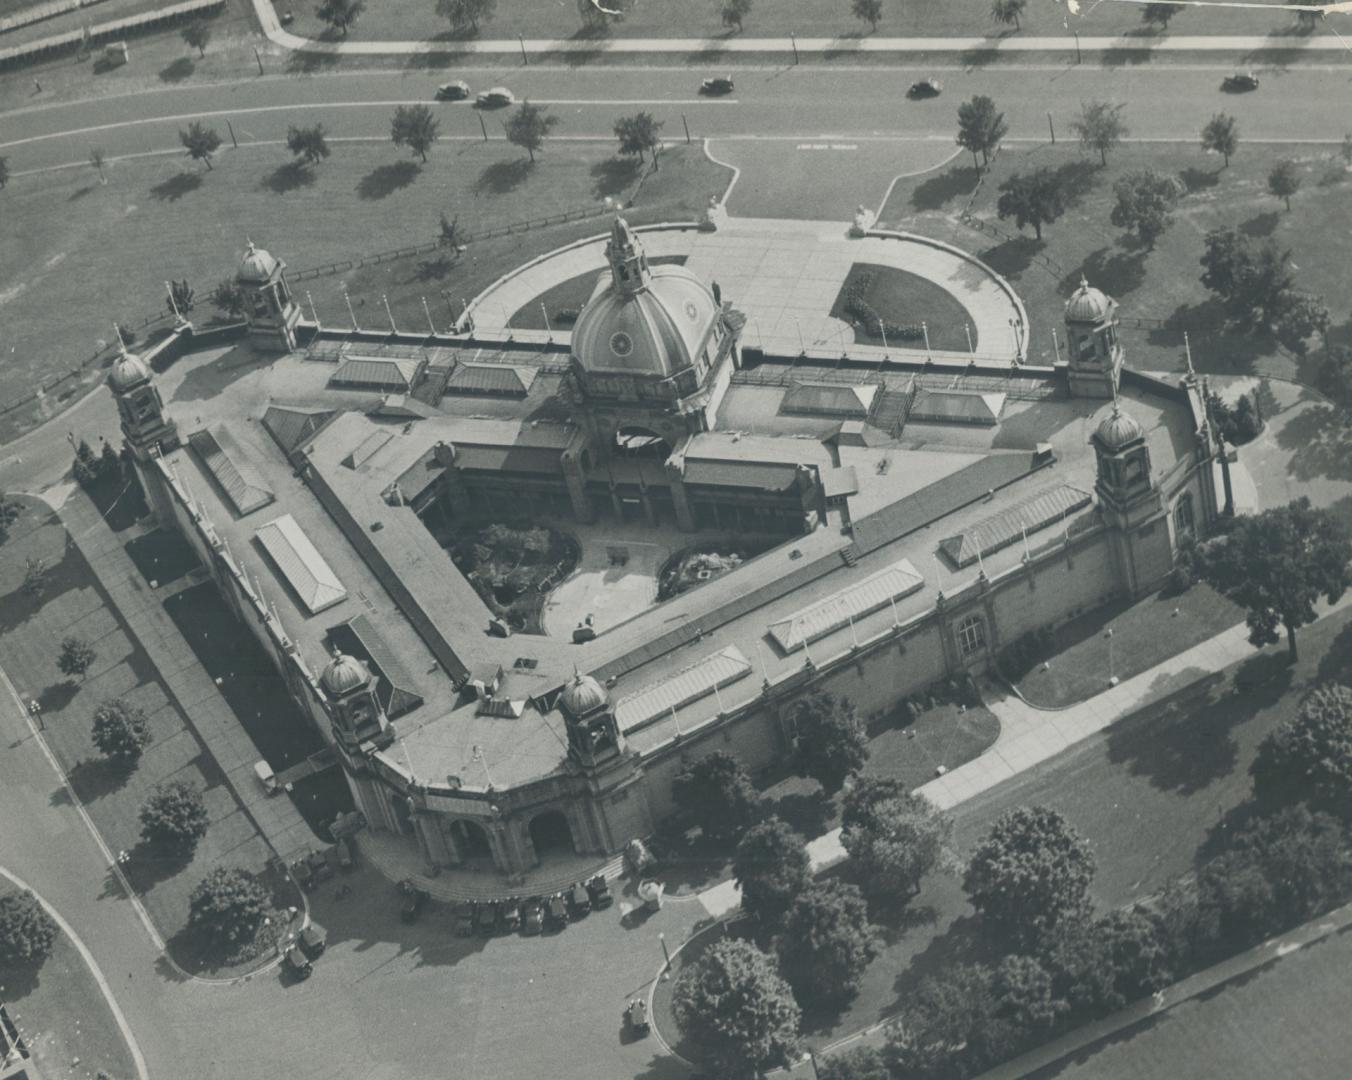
870 387 915 437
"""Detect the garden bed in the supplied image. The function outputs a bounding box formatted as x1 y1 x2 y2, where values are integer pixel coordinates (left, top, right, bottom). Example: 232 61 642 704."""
445 521 580 635
829 261 975 353
656 536 780 602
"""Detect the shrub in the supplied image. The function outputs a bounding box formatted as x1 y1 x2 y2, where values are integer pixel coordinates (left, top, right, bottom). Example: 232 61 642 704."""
188 868 269 951
139 781 210 852
92 698 152 762
840 269 925 343
0 889 58 966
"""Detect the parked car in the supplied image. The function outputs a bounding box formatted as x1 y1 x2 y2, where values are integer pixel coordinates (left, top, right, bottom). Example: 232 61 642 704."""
586 875 613 909
399 880 428 923
498 897 522 933
476 87 515 107
625 998 649 1035
521 896 545 934
436 80 471 101
700 76 734 96
291 856 314 891
1222 71 1259 92
545 893 568 929
567 882 591 919
336 835 355 870
254 760 280 795
452 902 475 937
475 901 498 937
908 77 942 98
299 922 327 957
282 944 312 980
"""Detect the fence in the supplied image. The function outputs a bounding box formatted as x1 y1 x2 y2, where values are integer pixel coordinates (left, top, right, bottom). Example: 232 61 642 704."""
0 0 109 36
0 0 222 68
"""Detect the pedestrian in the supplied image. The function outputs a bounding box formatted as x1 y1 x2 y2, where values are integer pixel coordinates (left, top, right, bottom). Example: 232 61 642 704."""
33 78 41 93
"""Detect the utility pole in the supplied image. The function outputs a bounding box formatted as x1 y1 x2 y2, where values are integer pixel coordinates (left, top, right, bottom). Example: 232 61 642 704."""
1073 29 1081 64
254 46 263 75
1047 112 1055 144
682 114 690 144
790 31 799 64
479 112 489 141
227 119 238 149
518 33 527 65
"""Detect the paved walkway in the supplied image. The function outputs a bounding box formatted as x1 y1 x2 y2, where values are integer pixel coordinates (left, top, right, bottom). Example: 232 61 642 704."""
470 217 1023 361
59 488 316 865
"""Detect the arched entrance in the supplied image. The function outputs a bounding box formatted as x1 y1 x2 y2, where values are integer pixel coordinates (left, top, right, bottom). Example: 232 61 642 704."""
615 426 672 460
529 810 575 858
449 818 493 862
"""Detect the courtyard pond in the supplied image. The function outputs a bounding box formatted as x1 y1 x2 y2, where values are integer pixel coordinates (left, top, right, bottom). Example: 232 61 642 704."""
445 521 580 635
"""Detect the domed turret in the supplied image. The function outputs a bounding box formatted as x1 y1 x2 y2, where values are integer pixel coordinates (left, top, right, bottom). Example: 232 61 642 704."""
1066 276 1113 323
108 349 150 393
237 240 280 284
559 670 608 718
321 652 370 697
1094 402 1144 452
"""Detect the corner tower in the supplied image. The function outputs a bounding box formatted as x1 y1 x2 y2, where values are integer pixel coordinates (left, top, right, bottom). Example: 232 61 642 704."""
319 652 393 754
108 339 179 461
237 240 301 353
1092 400 1172 595
1064 276 1122 400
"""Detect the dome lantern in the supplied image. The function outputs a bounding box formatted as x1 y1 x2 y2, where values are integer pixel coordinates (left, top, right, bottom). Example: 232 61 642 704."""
1094 400 1144 453
559 669 608 718
1066 276 1114 324
237 239 281 285
320 652 371 697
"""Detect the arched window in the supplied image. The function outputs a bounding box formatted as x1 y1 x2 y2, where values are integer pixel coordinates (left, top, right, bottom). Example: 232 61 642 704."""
1174 493 1195 538
957 614 986 658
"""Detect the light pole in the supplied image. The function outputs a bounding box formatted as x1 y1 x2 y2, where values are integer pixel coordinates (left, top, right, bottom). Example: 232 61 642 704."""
1105 627 1117 687
658 931 672 978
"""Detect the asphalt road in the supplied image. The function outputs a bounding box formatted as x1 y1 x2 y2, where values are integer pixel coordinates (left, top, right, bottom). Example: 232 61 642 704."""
4 63 1352 175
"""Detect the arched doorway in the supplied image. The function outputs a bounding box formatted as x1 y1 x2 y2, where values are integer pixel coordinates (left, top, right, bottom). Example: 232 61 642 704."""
529 810 575 858
449 818 493 862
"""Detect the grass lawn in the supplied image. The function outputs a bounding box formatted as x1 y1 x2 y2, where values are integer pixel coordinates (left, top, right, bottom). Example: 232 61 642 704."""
1012 582 1244 709
506 254 686 331
0 141 727 445
829 261 975 353
0 494 290 976
0 919 138 1080
879 142 1352 383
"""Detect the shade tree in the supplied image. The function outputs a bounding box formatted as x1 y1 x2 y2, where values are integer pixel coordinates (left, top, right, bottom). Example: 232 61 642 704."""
187 868 269 951
613 111 664 169
1109 169 1181 249
671 750 761 841
1201 113 1239 167
140 780 210 852
1072 101 1129 166
956 94 1009 168
180 122 222 170
435 0 496 32
505 102 560 163
1267 158 1301 211
286 123 331 168
996 167 1067 241
840 778 953 898
1252 682 1352 808
990 0 1027 31
57 635 97 679
316 0 363 35
733 817 811 924
776 880 879 1004
0 889 58 966
391 105 439 163
852 0 883 30
92 697 152 762
789 689 868 795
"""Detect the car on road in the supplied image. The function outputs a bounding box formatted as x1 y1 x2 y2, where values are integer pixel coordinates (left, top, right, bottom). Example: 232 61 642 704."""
399 880 428 923
299 922 327 957
521 897 545 934
908 77 943 98
452 902 475 936
1221 71 1259 92
475 901 498 936
498 897 522 933
586 875 612 909
700 76 734 96
625 998 649 1035
436 80 471 101
476 87 516 107
282 944 312 980
545 893 568 929
567 882 592 919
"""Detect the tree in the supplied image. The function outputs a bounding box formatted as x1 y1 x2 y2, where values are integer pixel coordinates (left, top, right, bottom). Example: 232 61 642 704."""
286 123 331 168
182 19 212 56
1141 1 1182 28
733 817 811 924
990 0 1026 31
1109 169 1180 249
23 557 47 598
819 1046 890 1080
721 0 752 31
391 105 439 163
0 498 20 544
840 780 953 898
884 963 998 1078
0 889 58 966
188 868 269 951
996 167 1067 241
1072 100 1129 166
1253 682 1352 808
505 101 560 164
852 0 883 31
1199 228 1296 330
89 147 107 184
1315 344 1352 407
140 780 209 852
991 954 1066 1035
99 440 123 480
180 122 222 170
777 880 878 1004
1274 291 1330 355
1268 158 1301 211
210 279 248 319
0 156 9 189
671 750 761 841
964 805 1096 947
1192 498 1352 660
1094 907 1172 1003
956 94 1008 169
57 635 96 679
671 938 800 1079
438 212 464 249
789 690 867 794
167 278 195 318
316 0 363 35
72 438 97 486
613 111 664 169
92 698 152 762
1201 113 1239 167
435 0 495 32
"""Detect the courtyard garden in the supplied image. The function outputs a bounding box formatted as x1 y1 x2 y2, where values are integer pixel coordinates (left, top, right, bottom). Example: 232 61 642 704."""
656 536 780 602
829 261 975 354
444 520 580 634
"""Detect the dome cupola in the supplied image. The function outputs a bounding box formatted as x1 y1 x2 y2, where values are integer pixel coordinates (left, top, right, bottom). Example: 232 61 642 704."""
1066 276 1113 323
237 240 281 284
321 652 371 697
559 669 608 718
108 348 150 393
1094 401 1144 452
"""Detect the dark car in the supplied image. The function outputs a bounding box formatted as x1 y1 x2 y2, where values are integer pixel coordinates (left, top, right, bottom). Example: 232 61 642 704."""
586 875 613 909
475 87 515 108
545 893 568 929
908 77 943 99
700 76 734 96
498 897 522 933
625 998 649 1035
567 882 591 919
299 922 327 957
452 902 475 937
521 896 545 934
1221 71 1259 92
399 880 428 923
282 944 312 980
436 80 470 101
291 856 314 891
475 901 498 937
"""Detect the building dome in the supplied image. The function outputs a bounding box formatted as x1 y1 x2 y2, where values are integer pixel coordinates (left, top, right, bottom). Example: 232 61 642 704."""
320 652 370 696
1095 403 1144 451
237 240 280 284
560 670 608 716
108 349 150 392
1065 276 1113 323
570 218 719 379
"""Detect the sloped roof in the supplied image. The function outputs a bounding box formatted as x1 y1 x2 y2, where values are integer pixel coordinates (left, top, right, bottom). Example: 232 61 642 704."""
330 355 421 392
261 405 337 456
341 429 394 470
254 513 348 614
681 460 801 491
327 615 425 719
444 362 537 397
781 380 879 419
940 483 1093 568
368 394 437 420
767 558 924 654
187 425 275 517
908 389 1006 426
613 645 751 734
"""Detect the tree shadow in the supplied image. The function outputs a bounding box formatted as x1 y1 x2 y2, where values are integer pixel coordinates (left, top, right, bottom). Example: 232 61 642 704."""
410 254 455 282
158 56 195 82
121 838 192 892
124 528 201 588
68 184 95 201
1239 210 1279 238
765 788 834 838
1064 246 1148 299
1052 159 1099 208
37 679 79 713
473 158 533 195
978 235 1043 279
1275 402 1352 483
2 959 41 1000
262 160 315 195
910 165 981 211
1178 166 1221 194
149 172 203 202
958 46 1001 69
286 48 342 74
357 160 422 200
67 756 135 803
889 914 991 1003
1101 46 1155 67
590 156 642 199
1316 619 1352 685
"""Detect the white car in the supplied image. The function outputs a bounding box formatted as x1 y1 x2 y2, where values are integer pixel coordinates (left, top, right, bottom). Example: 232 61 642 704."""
476 87 515 107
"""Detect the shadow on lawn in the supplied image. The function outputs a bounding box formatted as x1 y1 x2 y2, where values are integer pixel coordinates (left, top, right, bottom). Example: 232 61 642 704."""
890 914 992 1004
1178 166 1222 193
474 158 533 195
1316 620 1352 685
357 160 422 200
591 156 641 200
1063 246 1147 299
910 165 981 211
978 235 1043 280
67 755 135 803
158 57 194 82
262 161 316 195
1239 210 1280 238
149 172 202 202
1275 402 1352 483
